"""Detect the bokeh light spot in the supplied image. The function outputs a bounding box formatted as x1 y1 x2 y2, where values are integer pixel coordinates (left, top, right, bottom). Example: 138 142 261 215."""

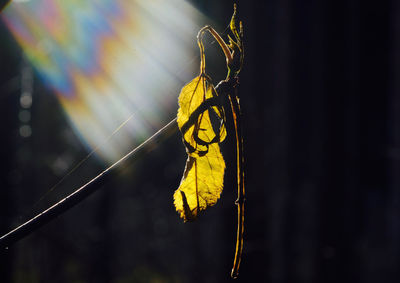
19 124 32 137
19 93 32 108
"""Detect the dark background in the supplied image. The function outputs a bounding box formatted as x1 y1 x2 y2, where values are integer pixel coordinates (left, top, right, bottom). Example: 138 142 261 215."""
1 0 400 282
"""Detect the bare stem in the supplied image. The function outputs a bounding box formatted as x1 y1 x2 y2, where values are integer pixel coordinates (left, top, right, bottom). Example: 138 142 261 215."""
229 92 245 279
197 25 233 75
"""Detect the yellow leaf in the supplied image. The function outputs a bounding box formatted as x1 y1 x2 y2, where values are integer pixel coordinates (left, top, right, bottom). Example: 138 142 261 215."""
177 75 226 156
174 75 226 221
174 142 225 221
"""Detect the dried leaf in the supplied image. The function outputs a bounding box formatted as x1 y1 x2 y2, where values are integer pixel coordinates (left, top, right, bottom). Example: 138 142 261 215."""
174 75 226 221
173 143 225 221
177 75 226 156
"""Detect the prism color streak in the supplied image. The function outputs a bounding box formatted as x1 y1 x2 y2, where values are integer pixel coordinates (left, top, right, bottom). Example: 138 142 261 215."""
2 0 204 162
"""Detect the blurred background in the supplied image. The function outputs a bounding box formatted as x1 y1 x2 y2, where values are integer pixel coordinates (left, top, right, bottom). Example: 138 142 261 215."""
1 0 399 282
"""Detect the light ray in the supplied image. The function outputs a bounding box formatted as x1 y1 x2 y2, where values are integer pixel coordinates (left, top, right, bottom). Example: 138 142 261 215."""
2 0 207 163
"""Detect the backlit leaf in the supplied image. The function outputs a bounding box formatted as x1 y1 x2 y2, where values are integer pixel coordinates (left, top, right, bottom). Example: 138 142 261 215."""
173 142 225 221
177 75 226 157
174 75 226 221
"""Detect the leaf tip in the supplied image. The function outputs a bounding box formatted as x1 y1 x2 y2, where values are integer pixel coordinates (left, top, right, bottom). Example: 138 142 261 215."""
173 190 198 222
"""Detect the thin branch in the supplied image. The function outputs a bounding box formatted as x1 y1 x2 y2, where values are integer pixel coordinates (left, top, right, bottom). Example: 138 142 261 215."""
0 118 178 250
229 91 245 279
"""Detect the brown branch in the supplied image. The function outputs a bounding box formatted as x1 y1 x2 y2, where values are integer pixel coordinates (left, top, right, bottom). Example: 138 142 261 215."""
229 90 245 279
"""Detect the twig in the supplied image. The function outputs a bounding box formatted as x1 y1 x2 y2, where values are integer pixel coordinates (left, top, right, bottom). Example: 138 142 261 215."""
229 90 245 279
0 118 178 250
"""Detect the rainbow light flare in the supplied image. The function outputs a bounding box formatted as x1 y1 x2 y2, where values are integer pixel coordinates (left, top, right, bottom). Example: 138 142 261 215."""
2 0 205 162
